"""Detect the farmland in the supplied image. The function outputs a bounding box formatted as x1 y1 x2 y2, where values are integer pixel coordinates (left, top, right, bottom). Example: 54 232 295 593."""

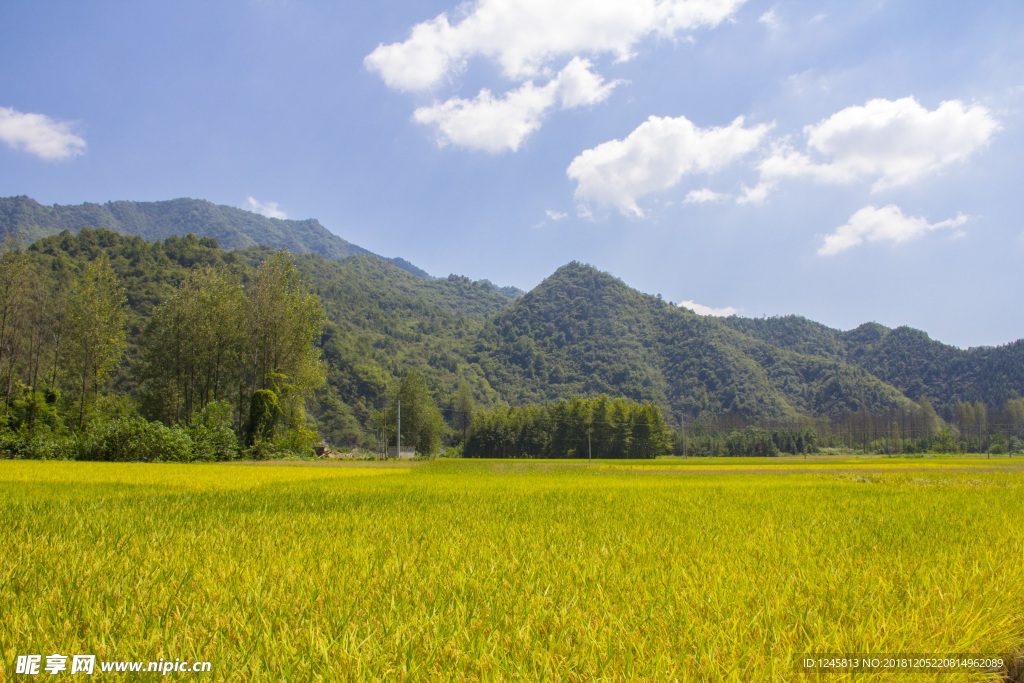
2 457 1023 681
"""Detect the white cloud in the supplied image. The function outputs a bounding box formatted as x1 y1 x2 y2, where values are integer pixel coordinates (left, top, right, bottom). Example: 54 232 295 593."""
365 0 747 92
567 114 770 216
546 210 568 221
555 55 621 108
683 188 728 204
736 182 771 205
413 57 617 152
754 97 999 200
246 197 288 219
679 299 739 316
758 7 780 32
0 106 86 161
818 204 968 256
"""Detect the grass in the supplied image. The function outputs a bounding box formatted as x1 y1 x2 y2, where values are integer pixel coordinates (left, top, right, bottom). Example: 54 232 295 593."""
1 457 1022 681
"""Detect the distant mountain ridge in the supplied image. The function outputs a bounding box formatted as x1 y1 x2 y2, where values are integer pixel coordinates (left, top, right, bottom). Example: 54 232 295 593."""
3 197 1019 430
10 229 1021 444
0 195 435 278
720 314 1024 412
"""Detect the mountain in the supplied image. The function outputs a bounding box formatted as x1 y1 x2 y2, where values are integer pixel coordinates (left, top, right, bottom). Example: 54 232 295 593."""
20 229 520 442
0 195 432 278
472 263 917 424
720 315 1024 414
7 228 1021 445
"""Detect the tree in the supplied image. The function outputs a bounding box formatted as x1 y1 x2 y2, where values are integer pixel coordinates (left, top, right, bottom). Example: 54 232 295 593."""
452 380 474 444
1007 398 1024 441
64 255 128 428
918 396 938 445
244 251 325 431
390 371 443 457
142 266 245 425
0 236 31 415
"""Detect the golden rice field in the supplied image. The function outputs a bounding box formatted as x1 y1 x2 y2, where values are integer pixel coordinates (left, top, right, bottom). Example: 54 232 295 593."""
1 457 1023 681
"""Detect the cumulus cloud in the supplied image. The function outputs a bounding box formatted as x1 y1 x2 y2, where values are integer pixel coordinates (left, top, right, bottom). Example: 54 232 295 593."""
683 188 728 204
546 210 568 221
679 299 739 316
567 114 770 216
246 197 288 219
753 97 999 200
414 57 617 152
365 0 747 92
0 106 86 161
818 204 967 256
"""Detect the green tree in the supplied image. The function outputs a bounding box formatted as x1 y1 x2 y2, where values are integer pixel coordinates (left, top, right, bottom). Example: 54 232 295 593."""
142 266 245 425
246 389 282 445
390 371 443 457
452 379 474 444
918 396 938 445
1007 398 1024 442
65 255 128 428
245 251 326 432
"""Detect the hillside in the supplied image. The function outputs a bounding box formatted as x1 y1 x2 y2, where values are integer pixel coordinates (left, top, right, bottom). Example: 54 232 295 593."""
0 195 432 278
721 315 1024 413
7 229 1022 446
473 263 917 425
20 229 518 443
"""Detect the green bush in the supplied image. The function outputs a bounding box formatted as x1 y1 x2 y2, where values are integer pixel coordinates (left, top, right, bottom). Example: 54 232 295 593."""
189 401 241 461
0 428 75 460
76 417 194 462
7 389 62 432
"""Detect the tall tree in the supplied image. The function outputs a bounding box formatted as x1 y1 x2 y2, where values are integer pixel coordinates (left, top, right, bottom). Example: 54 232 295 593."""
453 380 474 444
390 371 443 457
142 266 246 424
0 237 31 414
65 255 128 428
918 396 939 445
245 251 325 427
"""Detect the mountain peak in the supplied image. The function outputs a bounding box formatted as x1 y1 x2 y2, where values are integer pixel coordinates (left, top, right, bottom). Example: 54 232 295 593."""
0 195 432 278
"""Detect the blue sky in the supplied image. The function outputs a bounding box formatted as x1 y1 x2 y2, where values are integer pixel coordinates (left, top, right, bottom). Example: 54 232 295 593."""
2 0 1022 348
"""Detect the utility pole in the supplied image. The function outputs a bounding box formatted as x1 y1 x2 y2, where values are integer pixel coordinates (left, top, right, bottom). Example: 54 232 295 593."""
588 430 592 463
397 399 401 458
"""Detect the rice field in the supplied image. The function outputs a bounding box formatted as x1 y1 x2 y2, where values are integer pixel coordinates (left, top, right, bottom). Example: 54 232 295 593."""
1 457 1022 681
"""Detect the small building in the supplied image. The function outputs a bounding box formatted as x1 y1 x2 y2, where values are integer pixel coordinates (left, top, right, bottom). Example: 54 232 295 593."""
387 446 417 460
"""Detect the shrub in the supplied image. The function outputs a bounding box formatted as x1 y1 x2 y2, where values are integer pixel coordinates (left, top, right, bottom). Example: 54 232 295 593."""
189 401 241 461
76 417 194 463
0 427 75 460
246 390 282 445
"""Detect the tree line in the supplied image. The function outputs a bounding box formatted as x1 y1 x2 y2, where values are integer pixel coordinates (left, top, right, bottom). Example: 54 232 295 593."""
1 232 325 460
460 395 671 459
3 229 1022 461
681 395 1024 456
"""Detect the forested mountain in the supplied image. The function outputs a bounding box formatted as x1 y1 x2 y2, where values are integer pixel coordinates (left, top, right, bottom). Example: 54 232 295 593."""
0 195 432 278
13 229 520 444
3 225 1021 450
721 315 1024 414
475 263 917 424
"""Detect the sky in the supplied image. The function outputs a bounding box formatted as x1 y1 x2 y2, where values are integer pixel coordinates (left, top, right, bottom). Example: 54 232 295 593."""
1 0 1022 349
